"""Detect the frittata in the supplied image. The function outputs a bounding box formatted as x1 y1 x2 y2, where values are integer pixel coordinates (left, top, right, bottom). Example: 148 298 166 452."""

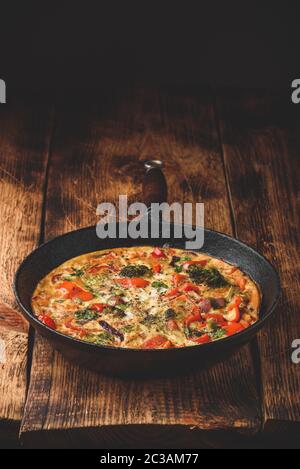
32 246 261 349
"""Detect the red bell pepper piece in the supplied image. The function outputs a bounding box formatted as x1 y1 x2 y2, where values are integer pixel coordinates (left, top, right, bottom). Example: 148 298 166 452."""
38 314 56 330
175 294 189 302
115 278 150 288
64 319 90 337
167 319 179 331
76 290 94 301
59 281 77 292
98 252 117 262
115 278 131 287
161 340 174 349
182 283 200 293
172 273 188 287
236 277 247 291
142 335 172 349
58 281 94 301
153 264 162 274
227 295 243 311
184 312 202 327
165 288 180 298
193 334 211 344
225 296 242 322
64 319 101 337
224 305 241 323
130 278 150 288
90 303 110 313
151 247 167 259
87 264 115 274
224 322 245 336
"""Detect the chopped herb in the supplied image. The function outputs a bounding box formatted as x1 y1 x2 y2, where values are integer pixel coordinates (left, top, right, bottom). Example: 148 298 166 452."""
64 268 85 280
71 268 85 277
120 264 151 278
181 255 192 261
111 288 125 296
174 264 183 273
114 303 127 311
210 328 226 340
82 274 105 293
152 281 168 290
75 309 99 323
141 315 163 328
86 332 114 345
121 324 136 333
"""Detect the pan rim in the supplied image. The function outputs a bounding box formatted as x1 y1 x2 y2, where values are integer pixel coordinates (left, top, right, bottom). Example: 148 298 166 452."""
13 225 281 354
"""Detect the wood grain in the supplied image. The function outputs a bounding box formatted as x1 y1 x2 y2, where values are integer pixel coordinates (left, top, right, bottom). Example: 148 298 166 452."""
0 100 53 440
216 89 300 433
20 87 261 448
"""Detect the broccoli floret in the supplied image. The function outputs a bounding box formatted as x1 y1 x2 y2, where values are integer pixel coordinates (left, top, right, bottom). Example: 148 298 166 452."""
188 265 228 288
120 264 151 278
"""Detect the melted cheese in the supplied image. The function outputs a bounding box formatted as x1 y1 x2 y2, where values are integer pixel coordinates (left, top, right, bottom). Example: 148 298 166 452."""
32 246 261 349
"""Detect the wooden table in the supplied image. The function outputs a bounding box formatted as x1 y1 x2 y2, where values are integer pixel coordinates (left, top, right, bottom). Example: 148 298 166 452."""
0 86 299 449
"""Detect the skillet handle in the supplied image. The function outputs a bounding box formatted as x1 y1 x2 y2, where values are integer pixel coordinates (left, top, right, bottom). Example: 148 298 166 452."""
143 160 168 208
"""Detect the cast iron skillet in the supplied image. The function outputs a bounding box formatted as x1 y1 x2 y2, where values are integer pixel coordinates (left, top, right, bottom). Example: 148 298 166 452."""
14 161 280 377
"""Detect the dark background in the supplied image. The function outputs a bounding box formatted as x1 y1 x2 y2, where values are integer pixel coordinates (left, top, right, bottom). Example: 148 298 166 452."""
0 1 299 93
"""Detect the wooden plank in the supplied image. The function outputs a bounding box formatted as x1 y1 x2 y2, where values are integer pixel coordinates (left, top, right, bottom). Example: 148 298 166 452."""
0 99 53 440
21 87 261 448
216 89 300 433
